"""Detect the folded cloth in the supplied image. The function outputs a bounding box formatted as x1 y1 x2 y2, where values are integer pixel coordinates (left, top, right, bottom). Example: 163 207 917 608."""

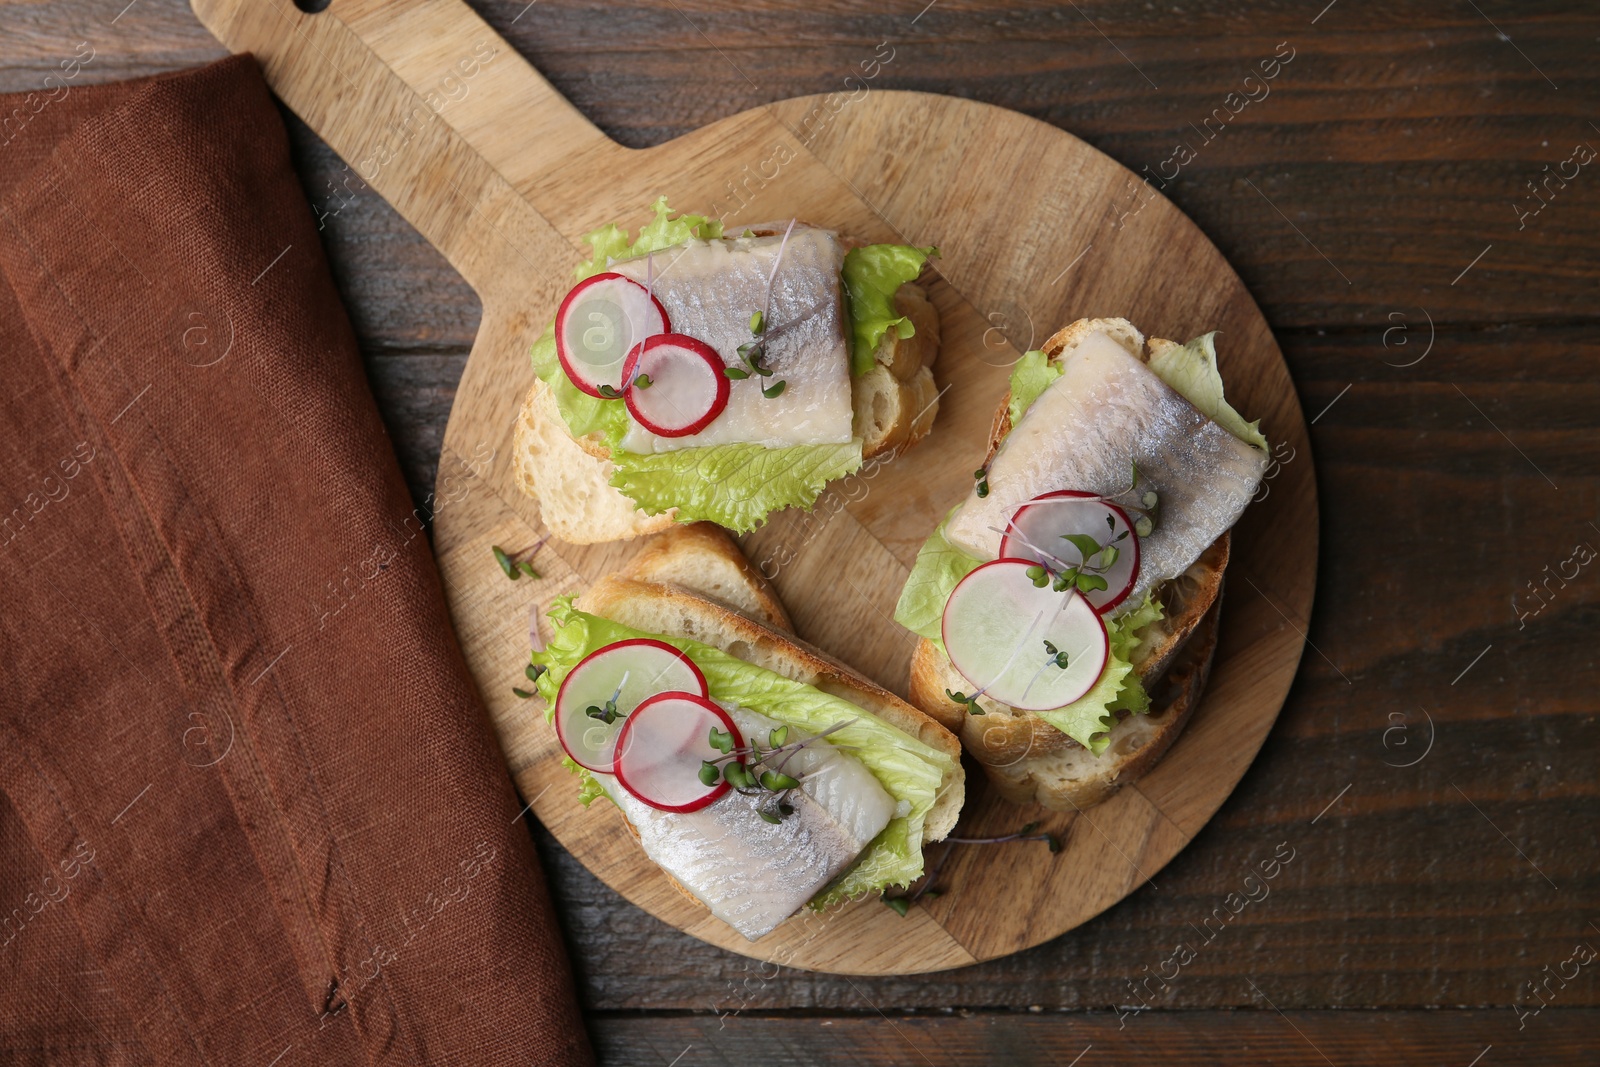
0 56 592 1066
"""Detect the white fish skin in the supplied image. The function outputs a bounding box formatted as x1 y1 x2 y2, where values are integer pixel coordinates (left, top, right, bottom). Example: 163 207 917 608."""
610 228 854 452
945 331 1268 612
601 705 894 941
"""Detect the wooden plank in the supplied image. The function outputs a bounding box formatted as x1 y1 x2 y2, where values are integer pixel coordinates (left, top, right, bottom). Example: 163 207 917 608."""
589 1010 1599 1066
6 3 1597 336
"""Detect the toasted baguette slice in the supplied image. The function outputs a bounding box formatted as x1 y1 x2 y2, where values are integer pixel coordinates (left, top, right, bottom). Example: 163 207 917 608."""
906 316 1240 811
619 521 793 633
513 278 940 545
910 548 1225 810
576 574 965 842
512 381 677 544
911 593 1221 810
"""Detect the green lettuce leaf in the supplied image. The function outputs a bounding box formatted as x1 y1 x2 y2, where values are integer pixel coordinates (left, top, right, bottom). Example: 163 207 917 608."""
1006 348 1061 427
607 440 863 533
893 511 983 642
1031 599 1163 752
1147 332 1269 451
1107 592 1164 662
842 243 936 376
530 598 955 905
574 195 724 282
560 756 608 806
1034 656 1135 753
529 324 631 447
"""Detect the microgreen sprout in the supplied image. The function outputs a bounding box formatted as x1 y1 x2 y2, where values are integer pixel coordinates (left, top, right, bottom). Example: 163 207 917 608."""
944 821 1063 853
584 673 629 725
995 518 1126 599
729 219 795 399
974 467 990 499
633 373 653 389
597 384 623 399
1098 459 1161 534
697 718 855 823
945 689 986 716
883 821 1064 915
492 540 546 582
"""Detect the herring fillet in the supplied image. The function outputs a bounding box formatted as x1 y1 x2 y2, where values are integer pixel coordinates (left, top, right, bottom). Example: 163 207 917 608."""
610 228 854 453
601 705 895 941
945 331 1268 612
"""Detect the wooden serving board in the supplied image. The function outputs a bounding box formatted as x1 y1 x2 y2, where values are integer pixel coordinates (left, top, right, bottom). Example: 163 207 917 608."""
192 0 1317 974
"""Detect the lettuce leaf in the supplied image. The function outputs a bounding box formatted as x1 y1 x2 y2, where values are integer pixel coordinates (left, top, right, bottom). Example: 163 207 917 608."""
1147 332 1269 451
1034 656 1135 753
1107 592 1165 662
842 243 936 376
574 195 724 282
893 511 983 642
560 756 608 806
1006 349 1061 427
530 598 954 905
1031 599 1163 752
607 440 863 533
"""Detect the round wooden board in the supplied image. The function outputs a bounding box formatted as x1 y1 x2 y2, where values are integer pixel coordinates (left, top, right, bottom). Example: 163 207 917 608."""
193 0 1316 975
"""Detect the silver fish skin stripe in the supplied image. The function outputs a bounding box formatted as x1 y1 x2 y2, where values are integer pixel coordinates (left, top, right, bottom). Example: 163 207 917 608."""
611 228 854 452
602 704 895 941
944 331 1268 613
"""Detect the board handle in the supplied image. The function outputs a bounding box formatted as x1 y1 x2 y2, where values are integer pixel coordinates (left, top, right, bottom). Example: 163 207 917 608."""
190 0 626 298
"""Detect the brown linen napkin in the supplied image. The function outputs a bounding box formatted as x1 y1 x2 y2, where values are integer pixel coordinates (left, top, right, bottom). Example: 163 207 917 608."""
0 55 592 1066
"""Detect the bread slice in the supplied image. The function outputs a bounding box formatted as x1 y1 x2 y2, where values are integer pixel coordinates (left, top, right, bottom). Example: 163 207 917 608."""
513 274 940 546
576 573 965 842
905 316 1238 811
618 521 793 634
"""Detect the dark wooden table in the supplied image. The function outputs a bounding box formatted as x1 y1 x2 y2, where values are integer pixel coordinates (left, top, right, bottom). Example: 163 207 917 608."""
5 1 1596 1062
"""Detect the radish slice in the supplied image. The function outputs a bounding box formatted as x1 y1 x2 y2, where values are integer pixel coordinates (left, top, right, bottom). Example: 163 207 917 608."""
553 639 707 773
998 490 1141 615
613 692 743 813
621 333 730 438
942 559 1110 711
556 273 670 398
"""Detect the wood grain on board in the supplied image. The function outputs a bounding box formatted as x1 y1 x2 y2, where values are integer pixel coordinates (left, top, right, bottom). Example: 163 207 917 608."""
188 0 1314 973
589 1011 1598 1066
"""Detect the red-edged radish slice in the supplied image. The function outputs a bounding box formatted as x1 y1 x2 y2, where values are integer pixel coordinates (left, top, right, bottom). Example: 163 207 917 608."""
556 272 669 398
613 692 742 813
553 639 707 774
998 490 1141 615
941 558 1109 711
621 333 730 438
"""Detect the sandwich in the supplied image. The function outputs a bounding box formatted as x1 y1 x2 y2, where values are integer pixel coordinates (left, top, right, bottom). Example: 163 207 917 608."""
529 523 964 940
514 199 942 544
894 318 1269 811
